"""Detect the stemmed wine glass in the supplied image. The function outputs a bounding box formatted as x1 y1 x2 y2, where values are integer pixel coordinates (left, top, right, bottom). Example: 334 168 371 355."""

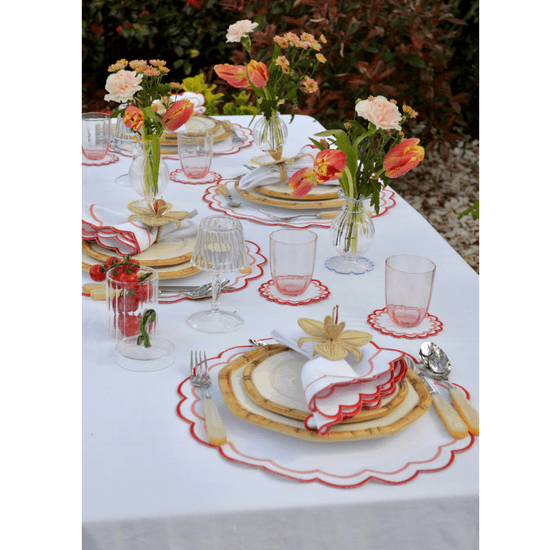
186 216 249 333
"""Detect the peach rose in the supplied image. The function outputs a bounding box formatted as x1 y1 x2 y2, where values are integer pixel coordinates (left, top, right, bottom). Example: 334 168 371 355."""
355 96 402 131
104 70 143 103
226 20 258 43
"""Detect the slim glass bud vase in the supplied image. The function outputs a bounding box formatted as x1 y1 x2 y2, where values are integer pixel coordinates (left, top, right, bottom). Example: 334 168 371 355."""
252 112 288 156
326 193 375 274
128 142 169 205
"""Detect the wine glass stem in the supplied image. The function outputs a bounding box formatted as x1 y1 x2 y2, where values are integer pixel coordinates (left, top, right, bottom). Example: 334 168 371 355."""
210 273 222 314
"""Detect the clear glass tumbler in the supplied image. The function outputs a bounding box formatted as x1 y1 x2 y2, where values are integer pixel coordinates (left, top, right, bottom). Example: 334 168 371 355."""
82 112 111 160
385 255 436 328
107 265 159 340
177 118 214 180
270 229 318 296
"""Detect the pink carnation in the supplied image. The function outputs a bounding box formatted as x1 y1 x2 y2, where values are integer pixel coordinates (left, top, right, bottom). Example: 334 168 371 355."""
355 96 402 131
226 20 258 43
104 70 143 103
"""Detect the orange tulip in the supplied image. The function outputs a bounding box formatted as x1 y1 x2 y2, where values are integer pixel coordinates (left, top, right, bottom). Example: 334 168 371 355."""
161 99 194 131
289 168 319 198
383 138 425 178
314 149 347 182
214 64 250 88
122 105 144 131
247 60 269 88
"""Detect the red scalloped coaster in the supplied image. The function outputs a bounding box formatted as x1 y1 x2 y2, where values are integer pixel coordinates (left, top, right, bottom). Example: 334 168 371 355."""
367 307 443 339
170 169 222 185
258 279 330 305
82 152 119 166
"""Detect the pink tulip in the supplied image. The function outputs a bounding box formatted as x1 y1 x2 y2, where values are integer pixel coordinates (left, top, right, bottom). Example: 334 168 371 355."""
383 138 425 178
122 105 144 131
161 99 194 131
314 149 347 182
247 60 269 88
214 64 251 88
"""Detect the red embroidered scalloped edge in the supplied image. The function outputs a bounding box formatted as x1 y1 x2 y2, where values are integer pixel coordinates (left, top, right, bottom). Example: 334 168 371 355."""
367 308 443 339
258 279 330 305
82 152 120 166
175 344 476 488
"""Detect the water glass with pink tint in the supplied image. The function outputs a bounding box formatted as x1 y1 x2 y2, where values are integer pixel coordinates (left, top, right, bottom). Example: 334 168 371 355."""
270 229 318 296
385 255 436 328
177 119 213 180
82 112 111 160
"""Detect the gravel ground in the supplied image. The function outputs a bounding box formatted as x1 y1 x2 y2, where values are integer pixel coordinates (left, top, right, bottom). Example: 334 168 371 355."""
390 140 479 273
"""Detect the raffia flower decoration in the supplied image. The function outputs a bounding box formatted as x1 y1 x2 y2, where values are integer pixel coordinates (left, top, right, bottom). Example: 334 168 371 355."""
297 314 372 362
127 199 191 227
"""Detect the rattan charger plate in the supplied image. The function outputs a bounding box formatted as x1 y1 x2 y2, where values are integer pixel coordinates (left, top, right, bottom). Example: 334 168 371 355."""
82 246 200 280
234 181 345 210
255 181 339 201
82 236 195 267
219 344 432 442
242 345 408 423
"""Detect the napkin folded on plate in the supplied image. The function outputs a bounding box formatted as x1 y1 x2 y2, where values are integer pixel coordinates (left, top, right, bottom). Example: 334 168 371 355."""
238 144 340 190
271 327 407 435
82 202 197 256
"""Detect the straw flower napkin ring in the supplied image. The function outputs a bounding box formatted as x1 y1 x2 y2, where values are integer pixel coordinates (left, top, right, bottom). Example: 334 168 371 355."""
297 311 372 361
128 198 192 242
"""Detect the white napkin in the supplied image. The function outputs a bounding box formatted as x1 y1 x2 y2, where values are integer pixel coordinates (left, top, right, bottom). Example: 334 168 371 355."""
238 145 340 190
271 327 408 435
82 202 197 256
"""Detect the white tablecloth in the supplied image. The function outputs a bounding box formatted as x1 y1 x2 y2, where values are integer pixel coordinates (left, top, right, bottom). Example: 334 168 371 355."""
82 115 479 549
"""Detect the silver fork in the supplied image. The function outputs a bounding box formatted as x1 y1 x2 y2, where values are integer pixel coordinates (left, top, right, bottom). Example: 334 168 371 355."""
190 351 227 446
258 208 339 222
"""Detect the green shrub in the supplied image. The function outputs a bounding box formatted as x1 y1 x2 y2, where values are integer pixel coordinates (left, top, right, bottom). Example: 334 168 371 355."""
218 0 476 159
82 0 237 111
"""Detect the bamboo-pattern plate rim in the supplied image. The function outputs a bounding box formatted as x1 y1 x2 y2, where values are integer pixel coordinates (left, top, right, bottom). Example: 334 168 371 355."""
242 345 409 423
255 182 339 201
218 344 432 442
234 181 345 210
82 238 194 267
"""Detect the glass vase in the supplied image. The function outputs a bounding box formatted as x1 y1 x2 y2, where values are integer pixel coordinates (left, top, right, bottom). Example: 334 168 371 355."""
325 192 376 275
252 112 288 157
128 141 169 204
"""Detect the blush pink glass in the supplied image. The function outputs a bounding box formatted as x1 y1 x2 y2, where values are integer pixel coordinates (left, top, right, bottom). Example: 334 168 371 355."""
82 112 111 160
177 119 213 180
270 229 318 296
385 255 436 328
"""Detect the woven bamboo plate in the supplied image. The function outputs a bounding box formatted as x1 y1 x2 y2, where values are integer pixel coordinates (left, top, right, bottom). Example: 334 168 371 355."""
219 345 432 442
82 236 195 267
163 117 231 144
234 181 345 210
242 345 409 423
255 181 339 201
82 248 200 280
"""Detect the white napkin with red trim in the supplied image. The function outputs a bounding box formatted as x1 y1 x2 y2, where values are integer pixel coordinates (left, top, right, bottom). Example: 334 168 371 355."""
82 202 197 256
239 145 339 190
271 328 408 435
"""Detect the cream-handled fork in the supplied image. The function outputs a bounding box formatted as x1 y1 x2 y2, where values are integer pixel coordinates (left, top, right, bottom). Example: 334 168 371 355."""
190 351 227 446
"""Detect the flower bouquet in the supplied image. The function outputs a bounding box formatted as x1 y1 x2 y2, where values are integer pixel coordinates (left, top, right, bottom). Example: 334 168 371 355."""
290 95 424 214
288 96 425 274
104 59 195 200
213 20 326 156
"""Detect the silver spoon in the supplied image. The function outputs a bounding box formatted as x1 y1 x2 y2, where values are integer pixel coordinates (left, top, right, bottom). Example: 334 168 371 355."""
419 342 479 436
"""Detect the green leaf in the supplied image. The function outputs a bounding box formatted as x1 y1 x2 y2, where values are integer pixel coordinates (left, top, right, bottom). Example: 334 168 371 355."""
402 55 426 68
